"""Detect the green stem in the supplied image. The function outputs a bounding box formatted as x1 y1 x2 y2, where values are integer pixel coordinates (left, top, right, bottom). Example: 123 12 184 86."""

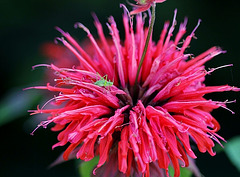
133 3 156 92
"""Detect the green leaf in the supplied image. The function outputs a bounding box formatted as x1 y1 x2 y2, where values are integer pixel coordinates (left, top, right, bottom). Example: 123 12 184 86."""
224 136 240 172
169 166 192 177
179 167 192 177
78 157 99 177
0 88 40 126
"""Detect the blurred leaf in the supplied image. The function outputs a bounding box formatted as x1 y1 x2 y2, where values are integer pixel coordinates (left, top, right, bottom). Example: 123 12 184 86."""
0 88 40 126
169 166 192 177
179 167 192 177
78 156 99 177
224 136 240 172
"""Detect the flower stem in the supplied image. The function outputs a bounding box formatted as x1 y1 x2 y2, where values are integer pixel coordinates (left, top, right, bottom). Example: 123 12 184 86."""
133 3 156 93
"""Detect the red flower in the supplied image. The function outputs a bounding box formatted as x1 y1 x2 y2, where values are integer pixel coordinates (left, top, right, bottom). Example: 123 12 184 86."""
29 8 239 177
129 0 166 15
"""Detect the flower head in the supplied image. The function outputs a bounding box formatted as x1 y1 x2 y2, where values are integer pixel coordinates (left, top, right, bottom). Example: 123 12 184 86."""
29 7 239 177
129 0 166 15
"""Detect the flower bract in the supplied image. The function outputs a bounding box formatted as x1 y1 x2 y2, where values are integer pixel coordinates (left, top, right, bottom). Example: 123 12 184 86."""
129 0 166 15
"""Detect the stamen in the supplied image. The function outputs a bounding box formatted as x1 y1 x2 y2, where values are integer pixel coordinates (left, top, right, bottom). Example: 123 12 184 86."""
55 26 70 36
126 0 137 7
174 17 188 45
207 64 233 74
179 17 188 31
170 9 178 34
32 64 51 70
120 3 131 18
215 99 236 114
40 96 58 111
179 19 201 56
74 22 90 35
30 120 53 135
208 133 224 147
162 9 177 52
190 19 201 38
54 37 65 44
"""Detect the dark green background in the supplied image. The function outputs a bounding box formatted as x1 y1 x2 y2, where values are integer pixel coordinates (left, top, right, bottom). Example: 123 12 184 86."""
0 0 239 176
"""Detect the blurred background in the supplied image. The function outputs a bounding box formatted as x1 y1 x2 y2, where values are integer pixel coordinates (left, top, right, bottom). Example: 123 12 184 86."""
0 0 239 176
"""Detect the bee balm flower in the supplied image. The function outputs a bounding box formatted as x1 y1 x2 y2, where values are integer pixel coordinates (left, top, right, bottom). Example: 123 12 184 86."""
29 7 239 177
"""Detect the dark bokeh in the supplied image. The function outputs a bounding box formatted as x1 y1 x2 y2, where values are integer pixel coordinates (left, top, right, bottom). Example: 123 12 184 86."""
0 0 239 176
